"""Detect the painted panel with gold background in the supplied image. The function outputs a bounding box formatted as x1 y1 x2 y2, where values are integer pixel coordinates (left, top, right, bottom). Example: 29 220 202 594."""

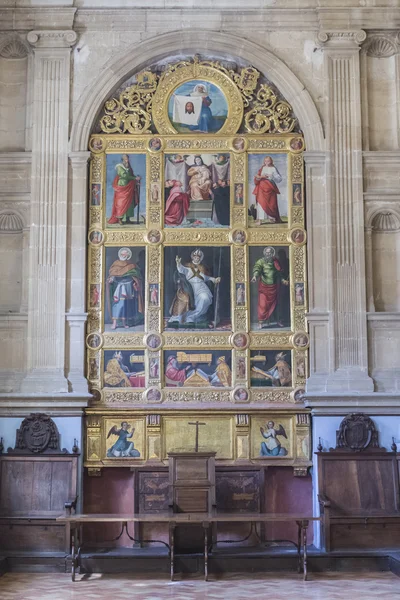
86 56 309 472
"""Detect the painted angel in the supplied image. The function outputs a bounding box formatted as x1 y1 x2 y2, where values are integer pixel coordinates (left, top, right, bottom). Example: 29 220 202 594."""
106 421 140 457
260 421 288 456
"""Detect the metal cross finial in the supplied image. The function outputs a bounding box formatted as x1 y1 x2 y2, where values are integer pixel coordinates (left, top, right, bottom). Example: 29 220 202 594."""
188 421 206 452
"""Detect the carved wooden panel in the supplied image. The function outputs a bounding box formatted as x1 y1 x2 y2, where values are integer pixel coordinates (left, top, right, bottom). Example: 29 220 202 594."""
138 471 169 513
136 466 265 514
216 469 262 513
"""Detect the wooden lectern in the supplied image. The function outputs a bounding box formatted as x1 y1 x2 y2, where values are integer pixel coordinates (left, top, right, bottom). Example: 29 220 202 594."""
168 451 216 514
168 451 216 553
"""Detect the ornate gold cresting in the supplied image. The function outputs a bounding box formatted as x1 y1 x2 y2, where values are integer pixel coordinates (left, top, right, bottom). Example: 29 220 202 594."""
244 86 296 134
100 70 158 134
98 56 297 136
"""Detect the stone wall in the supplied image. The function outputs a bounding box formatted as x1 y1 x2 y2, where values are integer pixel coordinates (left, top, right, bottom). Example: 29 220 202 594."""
0 0 399 548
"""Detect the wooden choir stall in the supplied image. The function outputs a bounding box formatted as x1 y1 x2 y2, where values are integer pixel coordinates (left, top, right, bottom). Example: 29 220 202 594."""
317 413 400 552
0 414 79 559
59 447 317 582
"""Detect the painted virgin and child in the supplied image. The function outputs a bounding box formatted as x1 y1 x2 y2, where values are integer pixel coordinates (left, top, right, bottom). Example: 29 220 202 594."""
164 155 229 226
106 247 144 330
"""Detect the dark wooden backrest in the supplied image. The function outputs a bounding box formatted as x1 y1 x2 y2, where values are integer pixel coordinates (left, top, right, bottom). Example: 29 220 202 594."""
0 454 79 517
168 452 216 513
317 452 399 516
135 466 263 514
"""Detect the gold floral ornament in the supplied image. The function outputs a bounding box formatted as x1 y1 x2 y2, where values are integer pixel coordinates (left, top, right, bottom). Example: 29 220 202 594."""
244 84 296 135
234 67 260 105
99 70 158 134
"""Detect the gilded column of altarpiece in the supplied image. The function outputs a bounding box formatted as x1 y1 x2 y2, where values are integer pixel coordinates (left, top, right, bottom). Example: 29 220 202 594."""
85 57 310 474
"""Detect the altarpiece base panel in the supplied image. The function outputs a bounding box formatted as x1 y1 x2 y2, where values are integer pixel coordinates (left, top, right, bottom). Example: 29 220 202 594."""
85 56 308 469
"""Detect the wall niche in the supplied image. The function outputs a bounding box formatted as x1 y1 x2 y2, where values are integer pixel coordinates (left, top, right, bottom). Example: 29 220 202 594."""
0 35 30 152
370 211 400 312
0 212 23 313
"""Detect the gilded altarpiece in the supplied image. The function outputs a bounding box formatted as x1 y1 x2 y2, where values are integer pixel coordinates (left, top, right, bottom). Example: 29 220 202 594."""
85 56 310 474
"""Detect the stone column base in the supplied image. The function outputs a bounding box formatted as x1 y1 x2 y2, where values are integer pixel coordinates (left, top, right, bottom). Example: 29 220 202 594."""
20 368 69 394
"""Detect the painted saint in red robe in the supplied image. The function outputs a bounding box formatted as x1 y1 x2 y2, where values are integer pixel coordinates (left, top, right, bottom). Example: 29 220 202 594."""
251 246 289 328
165 355 190 386
252 156 283 224
108 154 141 225
164 180 190 226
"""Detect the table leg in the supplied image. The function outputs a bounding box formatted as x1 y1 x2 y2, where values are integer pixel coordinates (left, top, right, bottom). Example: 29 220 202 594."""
71 524 76 582
302 520 309 581
296 520 302 574
169 522 175 581
203 523 209 582
71 524 80 582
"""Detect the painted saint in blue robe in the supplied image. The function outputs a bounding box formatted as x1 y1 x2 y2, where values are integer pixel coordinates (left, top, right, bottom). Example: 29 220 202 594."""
107 422 140 457
188 84 214 133
260 421 288 456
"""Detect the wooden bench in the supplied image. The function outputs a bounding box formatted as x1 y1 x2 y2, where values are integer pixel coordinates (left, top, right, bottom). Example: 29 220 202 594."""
57 512 320 581
0 414 79 556
317 414 400 552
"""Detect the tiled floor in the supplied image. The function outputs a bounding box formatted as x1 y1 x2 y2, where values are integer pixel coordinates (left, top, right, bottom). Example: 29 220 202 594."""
1 571 399 600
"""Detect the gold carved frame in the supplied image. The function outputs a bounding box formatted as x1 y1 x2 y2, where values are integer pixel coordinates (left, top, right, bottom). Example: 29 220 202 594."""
85 57 309 471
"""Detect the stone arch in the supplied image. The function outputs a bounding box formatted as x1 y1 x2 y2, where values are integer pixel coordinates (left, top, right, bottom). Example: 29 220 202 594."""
70 30 324 152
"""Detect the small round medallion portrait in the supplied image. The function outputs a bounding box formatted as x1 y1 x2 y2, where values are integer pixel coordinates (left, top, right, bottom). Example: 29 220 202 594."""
144 387 162 403
88 229 104 246
292 387 306 403
232 137 247 153
231 332 249 350
90 388 102 403
232 386 250 403
144 333 162 351
288 227 306 246
168 80 228 134
146 229 163 245
231 229 247 245
148 137 162 152
292 332 309 349
290 138 304 152
90 137 105 152
86 333 103 350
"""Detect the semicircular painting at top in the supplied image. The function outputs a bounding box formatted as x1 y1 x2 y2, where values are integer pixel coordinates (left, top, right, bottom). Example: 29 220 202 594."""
168 80 228 134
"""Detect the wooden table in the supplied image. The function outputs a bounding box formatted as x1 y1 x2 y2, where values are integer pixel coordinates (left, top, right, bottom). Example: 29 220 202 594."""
57 512 320 582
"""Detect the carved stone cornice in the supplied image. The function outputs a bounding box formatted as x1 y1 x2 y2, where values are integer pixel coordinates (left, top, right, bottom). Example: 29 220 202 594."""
306 393 400 416
27 30 77 49
317 30 367 48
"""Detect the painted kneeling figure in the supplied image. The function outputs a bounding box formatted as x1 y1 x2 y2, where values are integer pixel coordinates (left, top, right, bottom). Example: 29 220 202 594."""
107 422 140 457
260 421 288 456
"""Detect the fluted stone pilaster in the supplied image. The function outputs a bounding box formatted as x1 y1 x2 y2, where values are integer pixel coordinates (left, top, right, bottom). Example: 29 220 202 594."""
317 30 374 392
21 30 77 394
